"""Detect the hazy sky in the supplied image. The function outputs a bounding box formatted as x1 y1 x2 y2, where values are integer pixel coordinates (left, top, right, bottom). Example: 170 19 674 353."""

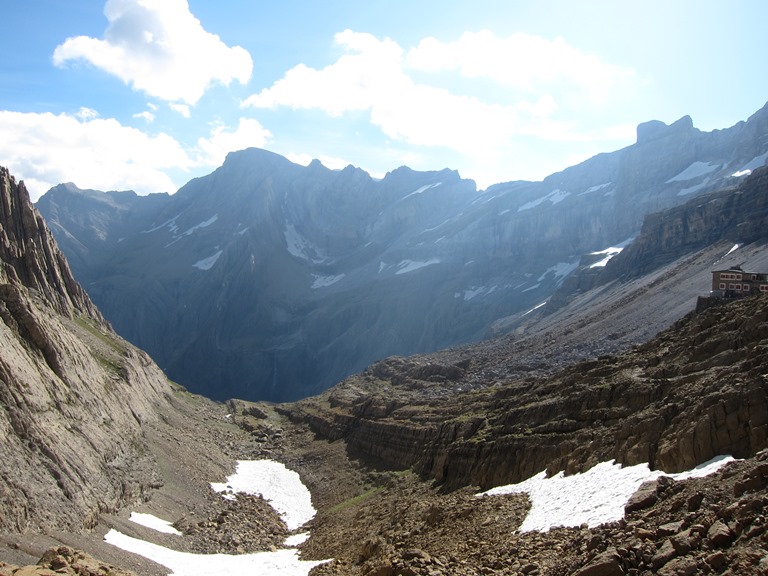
1 0 767 200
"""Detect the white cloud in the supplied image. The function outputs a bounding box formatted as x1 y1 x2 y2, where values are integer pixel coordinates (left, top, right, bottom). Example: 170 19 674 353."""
285 152 351 171
169 103 191 118
242 29 638 170
0 110 193 199
243 30 404 116
196 118 272 167
53 0 253 106
75 107 100 120
0 111 269 201
406 31 635 104
133 110 155 122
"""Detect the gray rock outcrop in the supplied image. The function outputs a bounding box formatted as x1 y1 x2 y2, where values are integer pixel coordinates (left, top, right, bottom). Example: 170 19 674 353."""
0 167 173 532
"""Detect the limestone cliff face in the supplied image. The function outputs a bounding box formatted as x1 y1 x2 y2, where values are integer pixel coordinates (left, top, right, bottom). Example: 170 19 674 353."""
0 167 172 532
287 164 768 484
544 165 768 311
606 165 768 280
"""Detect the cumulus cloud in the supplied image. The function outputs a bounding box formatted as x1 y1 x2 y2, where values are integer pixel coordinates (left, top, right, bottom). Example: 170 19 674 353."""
195 118 272 167
0 110 269 201
244 30 404 116
169 103 191 118
0 110 191 199
285 152 352 171
75 107 100 120
53 0 253 106
133 110 155 122
406 31 635 104
242 29 638 165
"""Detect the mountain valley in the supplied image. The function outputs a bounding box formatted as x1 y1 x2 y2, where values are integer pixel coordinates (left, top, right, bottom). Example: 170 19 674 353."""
1 104 768 575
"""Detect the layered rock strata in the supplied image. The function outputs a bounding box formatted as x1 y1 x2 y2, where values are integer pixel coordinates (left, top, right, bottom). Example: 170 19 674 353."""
289 294 768 490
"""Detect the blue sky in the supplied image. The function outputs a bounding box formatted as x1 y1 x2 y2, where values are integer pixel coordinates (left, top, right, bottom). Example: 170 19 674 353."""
1 0 767 201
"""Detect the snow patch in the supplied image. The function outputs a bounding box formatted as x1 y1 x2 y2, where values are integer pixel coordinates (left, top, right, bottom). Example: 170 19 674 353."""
104 530 329 576
522 301 547 316
423 218 451 233
460 285 498 301
580 183 612 195
142 215 180 234
589 238 633 268
129 512 181 536
160 215 219 247
210 460 316 531
107 460 330 575
666 161 719 183
311 274 345 289
479 456 734 533
537 261 579 282
193 250 223 271
732 151 768 177
284 224 326 263
402 182 442 201
395 259 440 275
284 224 310 260
181 215 218 236
725 243 741 256
518 189 570 212
285 533 311 547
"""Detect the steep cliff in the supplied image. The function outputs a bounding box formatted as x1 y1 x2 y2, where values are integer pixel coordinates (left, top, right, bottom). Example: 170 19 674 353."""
0 167 173 533
542 164 768 315
606 165 768 280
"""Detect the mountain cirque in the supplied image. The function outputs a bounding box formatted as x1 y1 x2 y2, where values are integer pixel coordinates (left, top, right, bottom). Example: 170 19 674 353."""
2 160 768 573
3 104 768 574
36 102 768 402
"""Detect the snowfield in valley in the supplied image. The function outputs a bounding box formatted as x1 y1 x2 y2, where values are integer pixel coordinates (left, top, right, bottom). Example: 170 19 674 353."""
105 459 330 576
479 455 734 532
106 454 736 575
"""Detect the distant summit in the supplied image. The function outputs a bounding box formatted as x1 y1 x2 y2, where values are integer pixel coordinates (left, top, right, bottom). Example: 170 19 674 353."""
636 115 695 144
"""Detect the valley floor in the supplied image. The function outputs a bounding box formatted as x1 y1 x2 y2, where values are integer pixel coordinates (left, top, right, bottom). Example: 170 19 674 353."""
4 394 768 576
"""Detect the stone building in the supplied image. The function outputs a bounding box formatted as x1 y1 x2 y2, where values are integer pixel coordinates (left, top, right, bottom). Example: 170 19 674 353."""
711 266 768 298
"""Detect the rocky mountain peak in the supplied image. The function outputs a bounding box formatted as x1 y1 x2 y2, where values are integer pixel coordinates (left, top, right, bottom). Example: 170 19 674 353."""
221 146 297 172
0 167 101 321
635 114 695 145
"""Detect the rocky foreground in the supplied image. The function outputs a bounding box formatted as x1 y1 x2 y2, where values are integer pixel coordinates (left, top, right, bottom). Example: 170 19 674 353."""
298 452 768 576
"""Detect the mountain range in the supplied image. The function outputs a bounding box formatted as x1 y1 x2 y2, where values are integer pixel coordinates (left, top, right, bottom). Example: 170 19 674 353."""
36 101 768 402
2 153 768 574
